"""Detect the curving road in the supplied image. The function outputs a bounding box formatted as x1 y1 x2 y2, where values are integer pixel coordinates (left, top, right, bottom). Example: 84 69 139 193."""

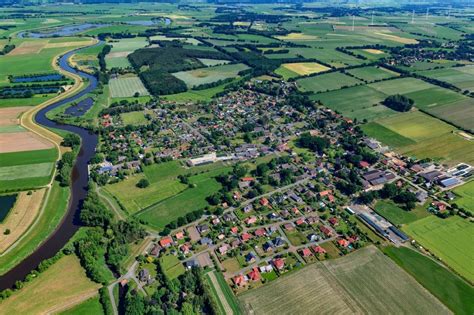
0 42 102 290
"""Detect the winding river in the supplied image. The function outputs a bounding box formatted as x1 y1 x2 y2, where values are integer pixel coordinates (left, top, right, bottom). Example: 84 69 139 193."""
0 42 101 290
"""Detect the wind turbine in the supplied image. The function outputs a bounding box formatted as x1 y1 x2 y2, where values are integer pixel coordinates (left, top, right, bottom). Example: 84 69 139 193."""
352 15 355 31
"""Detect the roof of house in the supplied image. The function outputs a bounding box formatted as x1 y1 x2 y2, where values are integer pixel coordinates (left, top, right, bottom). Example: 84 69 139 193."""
233 274 247 286
248 267 261 281
312 245 326 254
159 236 173 247
273 258 285 269
301 248 312 257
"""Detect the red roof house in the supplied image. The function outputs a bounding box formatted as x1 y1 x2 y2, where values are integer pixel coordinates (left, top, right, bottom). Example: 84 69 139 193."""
174 231 184 240
260 198 269 207
337 239 350 247
254 228 266 237
328 217 338 226
301 248 312 257
319 225 333 237
312 245 326 254
248 267 261 281
230 226 239 234
245 216 258 225
159 236 173 248
272 258 285 270
241 233 253 242
233 274 247 287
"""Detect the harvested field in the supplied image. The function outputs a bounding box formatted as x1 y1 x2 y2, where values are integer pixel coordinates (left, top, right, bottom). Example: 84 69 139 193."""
0 189 46 253
0 106 29 127
0 131 53 153
372 32 418 44
9 41 47 55
239 246 450 315
107 51 131 58
276 32 319 41
281 62 330 75
44 40 94 48
363 48 384 54
0 254 100 314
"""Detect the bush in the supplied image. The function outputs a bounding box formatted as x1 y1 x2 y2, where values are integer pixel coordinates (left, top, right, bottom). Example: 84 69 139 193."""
383 94 414 112
136 178 150 188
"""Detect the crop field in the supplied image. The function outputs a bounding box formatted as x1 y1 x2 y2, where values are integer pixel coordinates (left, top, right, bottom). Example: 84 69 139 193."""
428 98 474 131
172 63 249 88
105 37 149 69
452 181 474 215
384 246 474 315
0 189 46 253
0 162 53 190
0 148 57 167
419 66 474 91
0 254 100 314
363 111 474 165
347 66 399 82
296 72 361 93
239 246 448 314
109 75 149 98
368 77 434 95
374 200 429 226
0 130 54 154
275 62 330 80
403 216 474 283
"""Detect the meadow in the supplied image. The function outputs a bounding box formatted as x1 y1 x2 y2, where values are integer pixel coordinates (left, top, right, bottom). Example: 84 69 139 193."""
0 148 57 166
296 71 361 93
374 200 429 225
347 66 399 82
239 246 448 314
419 66 474 91
0 254 100 314
452 181 474 215
109 75 149 98
58 296 104 315
172 63 249 88
384 246 474 315
120 111 148 125
403 216 474 283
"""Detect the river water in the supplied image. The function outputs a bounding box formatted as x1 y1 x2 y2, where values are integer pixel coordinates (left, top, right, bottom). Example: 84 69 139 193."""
0 42 101 290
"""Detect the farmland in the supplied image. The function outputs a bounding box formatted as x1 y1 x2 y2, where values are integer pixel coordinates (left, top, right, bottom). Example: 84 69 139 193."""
206 271 242 315
296 72 362 93
419 66 474 91
275 62 330 80
239 246 448 314
109 75 149 98
403 216 474 283
172 63 249 88
384 246 474 315
374 200 429 226
347 66 399 82
452 181 474 215
0 254 100 314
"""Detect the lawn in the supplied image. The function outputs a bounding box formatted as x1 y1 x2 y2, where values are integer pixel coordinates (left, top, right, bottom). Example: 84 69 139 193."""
109 75 149 98
384 246 474 315
172 63 249 88
347 66 399 82
374 200 429 225
159 255 185 280
59 296 103 315
296 71 362 93
452 181 474 215
285 230 307 246
239 246 447 314
403 216 474 283
120 111 148 125
0 254 100 314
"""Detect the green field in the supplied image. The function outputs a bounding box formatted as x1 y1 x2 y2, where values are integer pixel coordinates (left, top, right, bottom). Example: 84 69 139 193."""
120 111 148 125
296 71 362 93
0 162 54 191
206 271 242 315
59 296 104 315
403 216 474 283
368 77 434 95
374 200 429 225
384 246 474 315
239 246 449 314
419 66 474 91
347 66 399 82
159 255 185 280
172 63 249 88
0 148 57 167
363 111 474 165
109 76 149 98
453 181 474 215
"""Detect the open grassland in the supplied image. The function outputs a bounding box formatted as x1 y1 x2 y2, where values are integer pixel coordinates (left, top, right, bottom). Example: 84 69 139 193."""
275 62 330 80
121 111 148 125
374 200 430 226
0 189 46 253
0 182 68 275
172 63 249 88
347 66 399 82
0 148 57 167
363 111 474 165
452 181 474 215
296 71 361 93
384 246 474 315
419 66 474 91
59 296 104 315
403 216 474 283
0 254 100 314
109 76 149 98
239 246 448 314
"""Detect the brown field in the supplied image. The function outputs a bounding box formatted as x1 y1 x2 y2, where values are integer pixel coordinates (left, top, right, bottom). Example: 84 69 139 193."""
363 48 385 55
0 254 101 314
373 32 419 44
0 189 46 253
44 40 94 49
0 131 53 153
239 246 450 315
282 62 330 75
0 106 28 126
276 33 319 41
334 25 397 32
107 51 131 58
9 41 47 55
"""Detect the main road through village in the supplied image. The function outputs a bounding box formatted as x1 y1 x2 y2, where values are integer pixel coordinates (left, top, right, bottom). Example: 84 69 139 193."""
0 42 101 290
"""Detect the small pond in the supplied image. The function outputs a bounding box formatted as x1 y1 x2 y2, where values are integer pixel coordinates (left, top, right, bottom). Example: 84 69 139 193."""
1 86 60 95
11 74 64 83
18 23 107 38
64 97 94 117
0 194 17 223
